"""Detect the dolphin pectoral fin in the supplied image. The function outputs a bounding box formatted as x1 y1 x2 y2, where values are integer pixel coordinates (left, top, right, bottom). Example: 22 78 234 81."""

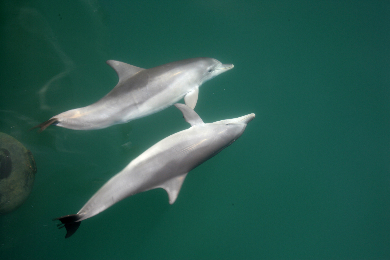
106 60 145 84
53 214 82 238
159 173 188 204
174 103 204 126
184 86 199 109
30 118 58 132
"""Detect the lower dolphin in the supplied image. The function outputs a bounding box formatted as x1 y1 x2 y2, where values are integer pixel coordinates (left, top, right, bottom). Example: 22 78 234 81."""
54 104 255 238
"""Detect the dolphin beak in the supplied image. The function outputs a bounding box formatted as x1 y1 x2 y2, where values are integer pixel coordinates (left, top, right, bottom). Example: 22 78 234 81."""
237 113 255 124
213 113 255 125
219 63 234 71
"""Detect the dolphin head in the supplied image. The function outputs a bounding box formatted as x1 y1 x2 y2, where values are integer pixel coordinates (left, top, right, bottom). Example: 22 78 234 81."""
212 113 255 143
180 58 234 84
215 113 256 125
200 58 234 82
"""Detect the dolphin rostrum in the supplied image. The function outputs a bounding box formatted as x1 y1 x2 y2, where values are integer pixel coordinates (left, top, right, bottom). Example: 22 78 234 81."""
54 104 255 238
33 58 233 131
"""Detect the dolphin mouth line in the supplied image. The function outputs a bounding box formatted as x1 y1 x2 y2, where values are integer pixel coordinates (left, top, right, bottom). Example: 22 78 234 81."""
217 64 234 71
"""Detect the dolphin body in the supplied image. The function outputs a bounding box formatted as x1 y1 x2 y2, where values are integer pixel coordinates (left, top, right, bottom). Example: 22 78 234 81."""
55 104 255 238
33 58 233 131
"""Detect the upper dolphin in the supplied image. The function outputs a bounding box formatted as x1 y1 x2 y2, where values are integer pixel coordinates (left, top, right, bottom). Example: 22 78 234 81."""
54 104 255 238
33 58 233 131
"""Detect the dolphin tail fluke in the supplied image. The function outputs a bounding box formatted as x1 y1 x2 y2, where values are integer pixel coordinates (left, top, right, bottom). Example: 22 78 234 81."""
30 118 58 132
54 214 82 238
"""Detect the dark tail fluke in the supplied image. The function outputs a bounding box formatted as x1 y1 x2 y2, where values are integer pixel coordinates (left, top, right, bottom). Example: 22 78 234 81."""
53 214 82 238
30 118 58 132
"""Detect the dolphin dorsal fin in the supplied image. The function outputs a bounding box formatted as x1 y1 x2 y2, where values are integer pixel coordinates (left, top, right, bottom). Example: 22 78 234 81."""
106 60 145 83
174 103 204 126
159 173 188 204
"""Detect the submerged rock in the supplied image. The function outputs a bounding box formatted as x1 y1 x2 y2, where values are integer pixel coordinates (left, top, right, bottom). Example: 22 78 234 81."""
0 133 37 214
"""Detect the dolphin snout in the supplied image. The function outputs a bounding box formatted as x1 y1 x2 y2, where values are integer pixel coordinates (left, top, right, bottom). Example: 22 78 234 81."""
221 63 234 70
240 113 255 124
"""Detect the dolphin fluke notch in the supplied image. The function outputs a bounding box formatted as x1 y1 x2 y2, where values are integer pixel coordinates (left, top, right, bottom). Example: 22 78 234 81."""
30 118 58 132
54 214 82 238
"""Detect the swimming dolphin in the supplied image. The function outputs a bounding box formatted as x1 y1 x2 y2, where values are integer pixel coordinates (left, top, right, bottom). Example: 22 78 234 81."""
54 104 255 238
33 58 233 131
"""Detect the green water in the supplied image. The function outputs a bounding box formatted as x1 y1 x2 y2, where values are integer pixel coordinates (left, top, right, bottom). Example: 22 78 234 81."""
1 0 389 259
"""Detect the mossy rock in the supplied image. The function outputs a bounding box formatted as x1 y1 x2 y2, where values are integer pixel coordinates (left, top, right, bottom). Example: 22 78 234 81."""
0 132 37 214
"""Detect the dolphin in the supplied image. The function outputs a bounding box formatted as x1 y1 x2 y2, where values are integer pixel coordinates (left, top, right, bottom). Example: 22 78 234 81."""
54 104 255 238
32 58 233 131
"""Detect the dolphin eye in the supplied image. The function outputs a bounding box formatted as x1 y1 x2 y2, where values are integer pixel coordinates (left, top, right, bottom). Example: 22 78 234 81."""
208 68 213 73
